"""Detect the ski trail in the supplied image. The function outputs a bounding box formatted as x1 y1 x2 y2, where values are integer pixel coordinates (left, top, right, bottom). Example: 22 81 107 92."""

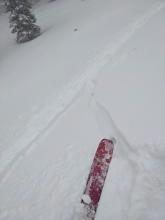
84 1 165 81
91 100 132 156
0 1 165 184
91 99 165 220
91 100 139 220
0 84 85 184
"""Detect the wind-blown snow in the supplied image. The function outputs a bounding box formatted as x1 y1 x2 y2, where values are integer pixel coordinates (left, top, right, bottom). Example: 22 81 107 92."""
0 0 165 219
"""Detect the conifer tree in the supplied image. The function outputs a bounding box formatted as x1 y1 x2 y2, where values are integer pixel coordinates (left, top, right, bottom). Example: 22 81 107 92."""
5 0 41 43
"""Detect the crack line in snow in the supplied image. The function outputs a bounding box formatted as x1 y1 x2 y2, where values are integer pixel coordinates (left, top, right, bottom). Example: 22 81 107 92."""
0 1 165 184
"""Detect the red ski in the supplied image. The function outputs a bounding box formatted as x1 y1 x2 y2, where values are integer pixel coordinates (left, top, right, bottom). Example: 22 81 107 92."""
81 138 115 219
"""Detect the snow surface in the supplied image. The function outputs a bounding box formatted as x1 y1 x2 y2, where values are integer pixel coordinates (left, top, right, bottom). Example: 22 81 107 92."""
0 0 165 219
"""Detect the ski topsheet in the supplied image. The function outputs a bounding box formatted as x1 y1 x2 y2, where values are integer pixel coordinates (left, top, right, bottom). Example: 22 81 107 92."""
81 138 114 219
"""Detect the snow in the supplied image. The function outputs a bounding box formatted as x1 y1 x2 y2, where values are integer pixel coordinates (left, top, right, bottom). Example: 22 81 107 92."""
0 0 165 219
81 195 91 205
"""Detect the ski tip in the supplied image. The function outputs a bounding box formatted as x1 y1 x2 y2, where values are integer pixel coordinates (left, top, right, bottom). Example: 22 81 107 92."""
110 137 116 145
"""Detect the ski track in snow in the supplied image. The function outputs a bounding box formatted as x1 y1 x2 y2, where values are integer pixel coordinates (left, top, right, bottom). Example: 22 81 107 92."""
93 100 165 220
92 100 139 220
0 1 165 184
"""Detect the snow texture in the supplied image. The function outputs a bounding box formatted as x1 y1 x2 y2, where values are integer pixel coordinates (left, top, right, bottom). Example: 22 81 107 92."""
0 0 165 220
81 195 91 205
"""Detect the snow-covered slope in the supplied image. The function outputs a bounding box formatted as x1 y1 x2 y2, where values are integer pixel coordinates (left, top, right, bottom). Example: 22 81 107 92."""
0 0 165 219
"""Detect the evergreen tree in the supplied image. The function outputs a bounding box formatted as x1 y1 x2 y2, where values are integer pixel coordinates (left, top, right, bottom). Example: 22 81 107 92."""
5 0 41 43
